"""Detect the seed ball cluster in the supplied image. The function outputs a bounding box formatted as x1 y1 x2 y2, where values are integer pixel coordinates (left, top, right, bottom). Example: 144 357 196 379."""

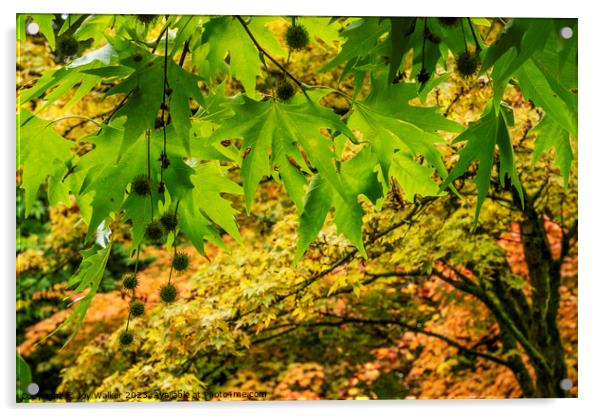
137 15 156 25
56 36 79 56
276 82 295 102
172 252 190 271
144 220 165 243
130 301 145 317
132 175 151 196
119 331 134 346
160 283 178 303
122 274 138 290
437 17 460 27
160 212 178 231
285 24 310 50
456 51 480 77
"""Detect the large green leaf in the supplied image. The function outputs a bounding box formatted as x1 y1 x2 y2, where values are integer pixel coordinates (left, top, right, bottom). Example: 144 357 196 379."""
201 16 268 99
79 127 150 240
516 58 577 138
295 149 382 261
17 110 73 216
209 95 354 212
107 54 165 157
348 77 463 191
441 107 523 221
485 19 555 103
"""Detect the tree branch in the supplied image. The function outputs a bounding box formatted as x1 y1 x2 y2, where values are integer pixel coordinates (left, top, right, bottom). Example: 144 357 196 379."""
235 16 310 98
319 312 513 369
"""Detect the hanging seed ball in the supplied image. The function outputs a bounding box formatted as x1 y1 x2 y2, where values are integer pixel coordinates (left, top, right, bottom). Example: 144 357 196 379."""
285 24 310 50
122 274 138 290
456 51 480 77
160 212 178 232
437 17 460 27
130 300 145 317
159 152 171 169
56 35 80 56
137 15 156 25
131 175 151 196
160 283 177 303
276 82 295 102
172 252 190 271
144 220 165 243
119 331 134 346
417 67 430 84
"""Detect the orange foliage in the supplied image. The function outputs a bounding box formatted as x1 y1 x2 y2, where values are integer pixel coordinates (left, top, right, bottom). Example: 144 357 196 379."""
19 243 218 363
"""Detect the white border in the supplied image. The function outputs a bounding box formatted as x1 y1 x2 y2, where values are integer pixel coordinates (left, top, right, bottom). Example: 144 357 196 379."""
3 1 601 416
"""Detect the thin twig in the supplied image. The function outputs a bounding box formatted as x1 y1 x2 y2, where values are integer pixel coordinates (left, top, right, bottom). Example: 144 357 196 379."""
234 16 310 99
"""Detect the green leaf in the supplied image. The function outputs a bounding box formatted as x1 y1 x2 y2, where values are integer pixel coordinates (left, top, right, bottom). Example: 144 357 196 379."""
389 153 442 202
190 162 243 242
178 191 226 255
107 56 165 157
516 58 577 137
16 353 32 400
295 149 382 261
167 61 204 155
441 107 523 221
484 19 555 103
201 16 264 98
294 175 332 262
210 96 353 212
321 18 389 72
348 77 463 186
68 43 118 68
532 116 573 187
42 244 113 344
79 126 150 240
30 14 56 50
387 17 416 83
17 110 73 216
297 16 343 49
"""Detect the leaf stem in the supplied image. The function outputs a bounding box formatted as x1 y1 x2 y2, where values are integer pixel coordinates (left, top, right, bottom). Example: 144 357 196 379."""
160 27 169 188
467 18 481 51
234 15 310 100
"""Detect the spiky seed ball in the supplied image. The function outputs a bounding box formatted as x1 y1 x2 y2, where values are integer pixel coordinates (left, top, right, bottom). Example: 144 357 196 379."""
122 274 138 290
285 24 310 50
137 15 156 25
160 212 178 231
131 175 151 196
119 331 134 346
437 17 460 27
417 68 430 84
144 220 165 243
56 35 79 56
130 301 145 317
276 82 295 102
172 252 190 271
160 283 177 303
456 51 480 77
